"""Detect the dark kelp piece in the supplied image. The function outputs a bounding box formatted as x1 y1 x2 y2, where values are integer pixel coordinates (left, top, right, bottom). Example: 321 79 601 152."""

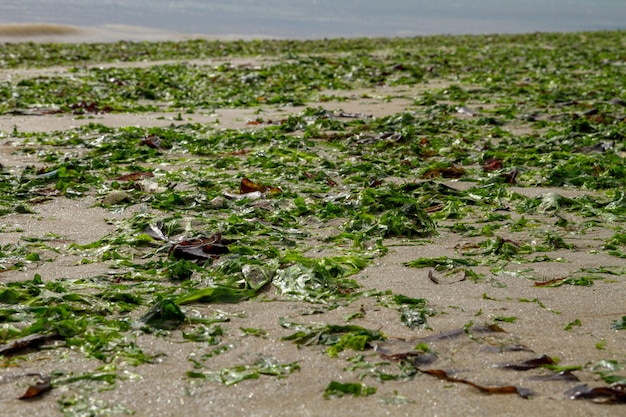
168 232 229 264
0 333 60 356
566 383 626 404
422 369 533 399
141 134 166 150
427 268 466 285
497 354 556 370
500 168 518 184
529 370 580 382
422 165 466 179
480 344 534 354
534 277 569 287
239 177 281 195
482 158 504 172
18 375 52 400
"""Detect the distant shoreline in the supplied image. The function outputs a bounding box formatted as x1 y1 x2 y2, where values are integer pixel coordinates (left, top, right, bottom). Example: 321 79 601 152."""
0 23 81 37
0 23 277 44
1 22 624 45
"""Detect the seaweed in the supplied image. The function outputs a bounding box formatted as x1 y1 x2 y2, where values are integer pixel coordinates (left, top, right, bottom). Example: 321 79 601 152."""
1 31 625 414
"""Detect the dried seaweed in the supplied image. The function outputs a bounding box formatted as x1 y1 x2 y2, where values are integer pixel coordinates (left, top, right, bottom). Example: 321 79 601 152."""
0 333 60 356
566 384 626 404
422 369 533 398
18 375 52 400
168 232 230 264
239 177 281 195
529 370 580 382
497 354 556 371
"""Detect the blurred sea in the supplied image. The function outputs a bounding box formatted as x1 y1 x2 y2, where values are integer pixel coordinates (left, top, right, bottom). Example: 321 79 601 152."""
1 0 625 40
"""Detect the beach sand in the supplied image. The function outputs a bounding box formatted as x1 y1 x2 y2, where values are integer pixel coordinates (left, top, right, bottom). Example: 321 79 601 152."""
0 32 625 417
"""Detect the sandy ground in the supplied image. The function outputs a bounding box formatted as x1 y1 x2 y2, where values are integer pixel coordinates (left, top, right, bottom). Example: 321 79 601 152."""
0 37 625 416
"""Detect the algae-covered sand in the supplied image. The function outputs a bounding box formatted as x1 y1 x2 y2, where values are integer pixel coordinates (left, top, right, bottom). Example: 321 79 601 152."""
0 32 625 416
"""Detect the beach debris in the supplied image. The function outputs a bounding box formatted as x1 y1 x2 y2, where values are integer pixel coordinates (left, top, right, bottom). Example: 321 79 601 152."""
376 347 438 367
115 171 154 181
223 190 264 201
281 321 385 357
334 111 372 119
18 374 52 399
611 316 626 330
456 106 479 117
141 134 167 150
166 259 196 281
427 268 466 285
417 324 506 344
0 333 60 356
223 178 281 200
529 370 580 382
168 232 229 265
223 148 253 156
393 294 432 330
7 107 63 116
422 368 533 398
176 285 260 305
140 299 186 330
239 177 281 195
422 164 465 179
324 381 376 398
242 264 276 290
534 277 571 287
575 141 615 154
373 324 626 404
566 383 626 404
500 168 518 184
101 190 132 206
2 32 625 412
405 256 478 270
480 344 535 354
69 100 111 115
143 222 168 242
367 178 384 188
208 196 226 208
496 354 556 371
187 357 300 386
355 132 403 145
482 158 504 172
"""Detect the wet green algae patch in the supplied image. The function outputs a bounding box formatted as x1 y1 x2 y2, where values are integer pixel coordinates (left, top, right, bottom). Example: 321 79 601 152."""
1 31 626 414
